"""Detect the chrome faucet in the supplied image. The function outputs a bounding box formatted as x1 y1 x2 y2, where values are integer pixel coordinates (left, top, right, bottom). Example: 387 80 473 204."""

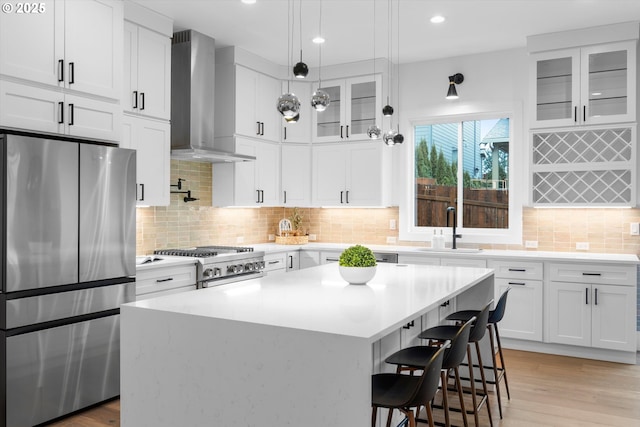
446 206 462 249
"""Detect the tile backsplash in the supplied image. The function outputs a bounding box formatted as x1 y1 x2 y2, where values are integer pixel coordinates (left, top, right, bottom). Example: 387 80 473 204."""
136 160 640 255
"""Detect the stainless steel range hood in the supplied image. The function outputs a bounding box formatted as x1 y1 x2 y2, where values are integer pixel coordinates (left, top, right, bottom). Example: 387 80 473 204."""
171 30 255 163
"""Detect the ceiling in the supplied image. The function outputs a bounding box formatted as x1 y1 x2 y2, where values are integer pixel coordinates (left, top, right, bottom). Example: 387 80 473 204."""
131 0 640 67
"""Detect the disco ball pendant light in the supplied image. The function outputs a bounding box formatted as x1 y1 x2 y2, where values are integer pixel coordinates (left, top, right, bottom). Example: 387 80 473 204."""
383 128 398 146
277 0 301 119
311 0 330 111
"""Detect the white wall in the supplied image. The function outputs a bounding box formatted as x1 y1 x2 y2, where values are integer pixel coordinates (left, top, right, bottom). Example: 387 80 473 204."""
393 47 529 241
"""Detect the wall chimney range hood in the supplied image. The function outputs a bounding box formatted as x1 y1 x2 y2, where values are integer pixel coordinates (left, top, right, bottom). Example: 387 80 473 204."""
171 30 255 163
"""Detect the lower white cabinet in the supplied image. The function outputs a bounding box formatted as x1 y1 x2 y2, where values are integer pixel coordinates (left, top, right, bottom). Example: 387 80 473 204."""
488 260 543 341
299 251 320 269
548 281 635 351
286 252 299 271
263 253 286 273
397 254 440 265
0 79 121 141
121 114 170 206
136 263 197 300
547 262 636 352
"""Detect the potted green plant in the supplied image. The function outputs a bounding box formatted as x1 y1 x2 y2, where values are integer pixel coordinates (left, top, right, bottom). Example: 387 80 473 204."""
338 244 377 284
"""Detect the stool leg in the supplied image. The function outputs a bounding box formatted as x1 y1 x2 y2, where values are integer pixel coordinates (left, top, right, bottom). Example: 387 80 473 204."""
494 323 510 400
372 406 377 427
466 345 480 427
453 366 469 427
440 370 450 427
425 403 435 427
487 324 503 419
475 341 494 427
385 408 393 427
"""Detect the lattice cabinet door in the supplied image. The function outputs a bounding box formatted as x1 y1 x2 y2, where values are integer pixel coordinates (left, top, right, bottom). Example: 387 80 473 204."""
531 126 636 206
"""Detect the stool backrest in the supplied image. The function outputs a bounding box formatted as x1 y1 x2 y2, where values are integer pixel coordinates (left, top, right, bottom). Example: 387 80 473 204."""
443 316 475 369
469 300 493 343
488 288 511 324
407 344 446 407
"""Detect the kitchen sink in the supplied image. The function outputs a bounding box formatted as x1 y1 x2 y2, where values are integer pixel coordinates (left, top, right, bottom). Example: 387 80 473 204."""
417 248 483 254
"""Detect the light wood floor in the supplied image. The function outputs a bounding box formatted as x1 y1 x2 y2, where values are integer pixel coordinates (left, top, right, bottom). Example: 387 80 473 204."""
47 349 640 426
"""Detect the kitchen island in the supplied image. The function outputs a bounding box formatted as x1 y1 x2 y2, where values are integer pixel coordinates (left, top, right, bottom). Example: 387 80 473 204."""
121 262 494 427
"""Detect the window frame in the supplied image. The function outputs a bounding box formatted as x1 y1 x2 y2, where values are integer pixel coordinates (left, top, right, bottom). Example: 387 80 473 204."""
399 107 523 245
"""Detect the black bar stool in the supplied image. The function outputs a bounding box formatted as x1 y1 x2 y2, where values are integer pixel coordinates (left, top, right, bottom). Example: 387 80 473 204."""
385 316 475 427
445 288 511 419
419 301 494 427
372 344 447 427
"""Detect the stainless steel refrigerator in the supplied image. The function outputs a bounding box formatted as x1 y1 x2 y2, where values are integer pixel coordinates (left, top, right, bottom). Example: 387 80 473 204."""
0 131 136 427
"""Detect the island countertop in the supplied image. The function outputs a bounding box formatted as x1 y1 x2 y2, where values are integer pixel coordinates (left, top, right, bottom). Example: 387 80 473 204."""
126 263 494 342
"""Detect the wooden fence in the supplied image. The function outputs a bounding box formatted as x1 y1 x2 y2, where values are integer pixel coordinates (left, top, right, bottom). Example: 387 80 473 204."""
415 183 509 229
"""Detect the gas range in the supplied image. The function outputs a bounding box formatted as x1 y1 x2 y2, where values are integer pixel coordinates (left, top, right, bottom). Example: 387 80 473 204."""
154 246 265 288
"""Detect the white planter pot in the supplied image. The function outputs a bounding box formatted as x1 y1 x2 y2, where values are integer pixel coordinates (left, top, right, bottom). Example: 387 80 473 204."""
339 265 377 285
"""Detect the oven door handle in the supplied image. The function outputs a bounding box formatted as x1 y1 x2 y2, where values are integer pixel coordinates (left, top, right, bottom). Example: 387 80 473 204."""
199 271 265 289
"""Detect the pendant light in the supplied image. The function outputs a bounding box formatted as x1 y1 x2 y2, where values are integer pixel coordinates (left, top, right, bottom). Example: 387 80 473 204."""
292 0 308 78
277 0 301 119
366 0 381 140
384 0 403 146
311 0 330 111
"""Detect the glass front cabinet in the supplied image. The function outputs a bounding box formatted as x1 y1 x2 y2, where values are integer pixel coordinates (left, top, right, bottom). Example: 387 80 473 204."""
530 41 636 128
312 74 382 142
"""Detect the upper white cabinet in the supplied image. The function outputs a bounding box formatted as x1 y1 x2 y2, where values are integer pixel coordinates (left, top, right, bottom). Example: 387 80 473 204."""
312 74 382 142
281 144 311 206
312 141 391 206
121 115 170 206
0 0 123 100
123 21 171 120
212 138 280 206
530 40 636 128
281 80 312 143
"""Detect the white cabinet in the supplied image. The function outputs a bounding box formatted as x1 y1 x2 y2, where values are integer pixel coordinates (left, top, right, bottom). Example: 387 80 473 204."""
312 75 382 142
281 80 311 143
547 263 636 352
121 115 170 206
264 253 286 273
212 138 280 206
0 80 121 141
286 252 300 272
397 254 440 265
320 251 342 264
123 21 171 120
300 251 320 269
530 41 636 128
440 257 486 268
136 263 197 300
312 141 390 206
0 0 123 99
281 144 311 206
488 260 543 341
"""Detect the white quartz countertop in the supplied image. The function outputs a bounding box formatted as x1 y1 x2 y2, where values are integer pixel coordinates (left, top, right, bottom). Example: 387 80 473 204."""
126 263 494 342
254 243 639 264
135 255 198 271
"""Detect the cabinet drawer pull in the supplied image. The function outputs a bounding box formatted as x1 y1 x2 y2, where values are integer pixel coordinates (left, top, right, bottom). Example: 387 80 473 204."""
508 268 526 272
325 257 339 262
508 281 526 286
156 277 174 283
582 272 602 276
58 59 64 82
268 260 280 265
68 62 75 84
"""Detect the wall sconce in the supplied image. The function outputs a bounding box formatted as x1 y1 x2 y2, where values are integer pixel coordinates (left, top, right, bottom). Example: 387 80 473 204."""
170 178 199 203
446 73 464 100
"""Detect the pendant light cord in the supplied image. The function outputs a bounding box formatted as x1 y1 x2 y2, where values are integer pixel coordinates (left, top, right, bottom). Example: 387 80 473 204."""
318 0 323 87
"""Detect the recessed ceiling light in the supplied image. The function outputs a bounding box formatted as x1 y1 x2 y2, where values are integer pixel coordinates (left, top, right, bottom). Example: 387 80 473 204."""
241 0 256 4
430 15 445 24
312 36 325 44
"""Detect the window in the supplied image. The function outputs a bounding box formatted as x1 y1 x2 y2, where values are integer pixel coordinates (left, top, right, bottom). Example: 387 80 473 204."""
401 111 521 245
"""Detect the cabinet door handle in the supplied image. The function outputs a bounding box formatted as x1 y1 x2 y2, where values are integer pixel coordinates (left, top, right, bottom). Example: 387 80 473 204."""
288 255 293 269
138 183 145 201
68 62 75 84
594 288 598 305
260 122 265 135
283 127 287 140
583 105 586 122
508 268 526 272
256 190 261 203
58 59 64 82
68 104 74 125
508 281 526 286
140 92 145 110
133 91 138 109
283 190 287 204
340 191 344 203
58 102 64 124
582 272 601 276
256 121 261 135
340 125 343 138
156 277 174 283
345 190 349 203
346 125 349 138
585 287 589 305
261 190 264 203
574 106 577 123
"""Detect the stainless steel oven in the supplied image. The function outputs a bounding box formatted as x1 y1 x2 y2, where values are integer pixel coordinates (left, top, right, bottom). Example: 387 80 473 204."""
154 246 266 288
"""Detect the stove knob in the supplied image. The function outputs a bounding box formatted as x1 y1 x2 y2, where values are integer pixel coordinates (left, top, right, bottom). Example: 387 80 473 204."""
254 261 261 270
245 263 254 271
213 267 222 277
202 268 214 279
227 265 236 274
237 264 244 273
259 261 265 270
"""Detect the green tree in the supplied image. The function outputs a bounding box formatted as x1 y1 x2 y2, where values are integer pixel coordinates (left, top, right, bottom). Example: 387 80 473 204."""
429 144 438 181
415 138 431 178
